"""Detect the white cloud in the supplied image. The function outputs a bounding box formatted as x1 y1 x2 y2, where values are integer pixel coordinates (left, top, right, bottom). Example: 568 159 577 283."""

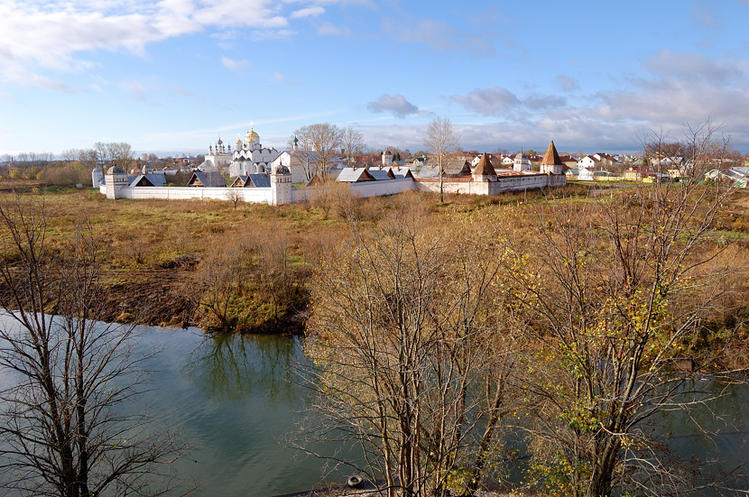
0 0 294 88
221 56 251 72
290 6 325 18
383 15 494 55
398 51 749 152
367 94 421 118
251 29 296 40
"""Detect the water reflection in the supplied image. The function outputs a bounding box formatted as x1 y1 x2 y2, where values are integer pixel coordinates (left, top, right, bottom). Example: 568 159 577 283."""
641 380 749 494
184 333 301 403
1 319 746 497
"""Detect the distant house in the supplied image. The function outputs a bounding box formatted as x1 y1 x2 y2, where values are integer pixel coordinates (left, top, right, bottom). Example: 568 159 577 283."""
622 168 672 183
230 173 271 188
577 154 614 180
187 171 227 187
558 155 578 170
705 167 748 188
513 152 532 172
271 150 346 184
577 155 601 171
622 168 643 181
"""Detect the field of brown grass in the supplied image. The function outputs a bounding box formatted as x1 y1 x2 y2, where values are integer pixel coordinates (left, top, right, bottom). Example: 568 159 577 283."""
0 184 746 364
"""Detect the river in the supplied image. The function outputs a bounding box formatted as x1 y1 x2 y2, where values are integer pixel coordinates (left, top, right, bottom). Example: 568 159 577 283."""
1 323 748 496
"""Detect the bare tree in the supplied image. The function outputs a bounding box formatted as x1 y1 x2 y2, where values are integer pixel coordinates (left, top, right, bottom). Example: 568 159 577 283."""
226 188 242 210
109 143 134 172
341 127 364 169
94 142 112 168
189 245 246 332
425 117 457 203
294 124 342 182
94 142 133 172
78 149 99 171
0 199 180 497
304 201 518 497
507 124 743 497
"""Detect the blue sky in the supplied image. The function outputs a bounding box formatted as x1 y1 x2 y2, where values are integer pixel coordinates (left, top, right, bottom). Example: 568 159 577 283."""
1 0 748 156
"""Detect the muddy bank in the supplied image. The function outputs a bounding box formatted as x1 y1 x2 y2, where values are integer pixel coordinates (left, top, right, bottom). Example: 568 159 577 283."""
98 270 308 335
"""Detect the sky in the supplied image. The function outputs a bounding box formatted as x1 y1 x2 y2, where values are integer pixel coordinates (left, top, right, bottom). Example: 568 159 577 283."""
1 0 748 156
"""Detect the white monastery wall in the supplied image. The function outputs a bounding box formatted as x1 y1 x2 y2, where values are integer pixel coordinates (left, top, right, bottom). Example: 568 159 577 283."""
119 186 273 204
415 174 565 195
104 172 564 205
414 179 488 195
293 178 415 203
349 178 415 198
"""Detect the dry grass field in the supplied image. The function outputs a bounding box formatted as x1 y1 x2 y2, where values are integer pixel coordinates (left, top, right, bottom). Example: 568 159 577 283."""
0 183 745 365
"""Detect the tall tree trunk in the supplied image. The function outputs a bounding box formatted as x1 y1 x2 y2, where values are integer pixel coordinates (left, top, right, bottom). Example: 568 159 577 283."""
439 159 444 203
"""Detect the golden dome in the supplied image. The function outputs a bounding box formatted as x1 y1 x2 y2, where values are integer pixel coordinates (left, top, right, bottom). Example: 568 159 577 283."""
245 128 259 141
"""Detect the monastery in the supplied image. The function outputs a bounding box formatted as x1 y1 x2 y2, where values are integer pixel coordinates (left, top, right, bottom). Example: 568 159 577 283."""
101 128 567 205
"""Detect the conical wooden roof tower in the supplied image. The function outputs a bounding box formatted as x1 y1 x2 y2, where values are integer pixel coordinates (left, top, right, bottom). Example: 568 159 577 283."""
540 141 565 174
541 140 564 166
472 153 497 180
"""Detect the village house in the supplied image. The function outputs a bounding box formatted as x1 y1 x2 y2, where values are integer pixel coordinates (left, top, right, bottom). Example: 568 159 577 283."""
705 166 748 188
513 152 532 172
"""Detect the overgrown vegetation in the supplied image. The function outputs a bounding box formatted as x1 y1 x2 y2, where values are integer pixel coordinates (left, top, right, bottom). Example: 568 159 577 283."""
0 175 746 496
0 180 745 349
303 180 748 497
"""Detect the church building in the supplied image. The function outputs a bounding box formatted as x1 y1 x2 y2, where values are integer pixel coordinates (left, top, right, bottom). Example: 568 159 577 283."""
200 128 281 178
228 129 281 178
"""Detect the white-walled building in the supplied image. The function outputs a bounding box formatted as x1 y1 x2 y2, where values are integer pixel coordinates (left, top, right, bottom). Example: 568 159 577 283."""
201 138 233 170
270 151 312 184
91 167 104 188
382 150 393 166
513 152 532 172
228 129 281 177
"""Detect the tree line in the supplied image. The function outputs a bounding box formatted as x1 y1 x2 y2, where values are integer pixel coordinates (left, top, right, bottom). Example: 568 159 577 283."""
0 143 134 186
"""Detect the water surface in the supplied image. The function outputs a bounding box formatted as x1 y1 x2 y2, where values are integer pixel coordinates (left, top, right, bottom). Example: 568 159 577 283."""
1 320 747 496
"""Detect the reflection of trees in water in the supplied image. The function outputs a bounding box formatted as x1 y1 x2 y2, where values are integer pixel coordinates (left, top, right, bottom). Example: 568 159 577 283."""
647 381 749 437
637 380 749 491
184 333 303 403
